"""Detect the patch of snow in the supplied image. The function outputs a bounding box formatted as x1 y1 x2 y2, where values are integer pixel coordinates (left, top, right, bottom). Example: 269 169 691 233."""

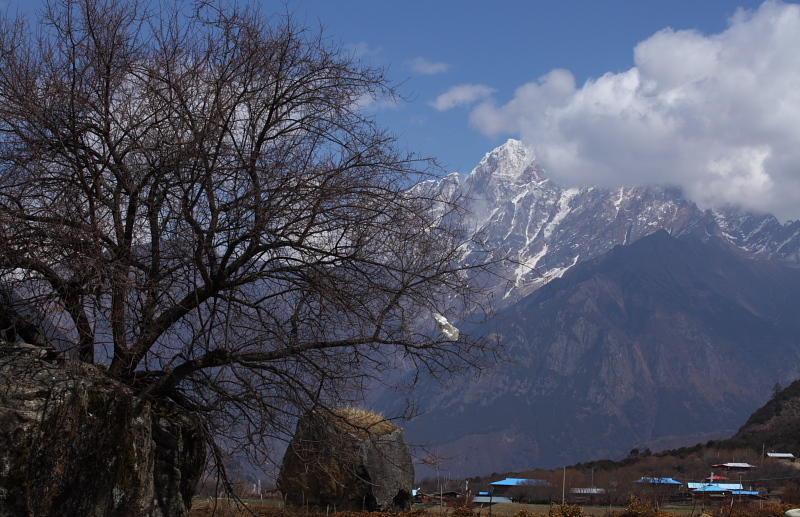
543 188 578 240
544 254 581 281
743 219 769 239
614 187 626 213
778 230 800 249
513 245 548 287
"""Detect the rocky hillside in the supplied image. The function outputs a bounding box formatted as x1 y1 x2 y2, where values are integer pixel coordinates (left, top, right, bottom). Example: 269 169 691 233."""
726 379 800 454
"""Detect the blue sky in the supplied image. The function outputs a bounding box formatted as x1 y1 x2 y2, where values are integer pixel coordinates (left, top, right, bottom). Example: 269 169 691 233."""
288 1 767 169
6 0 800 221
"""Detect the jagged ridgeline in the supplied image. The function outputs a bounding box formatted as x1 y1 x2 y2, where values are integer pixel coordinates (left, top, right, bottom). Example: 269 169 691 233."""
398 139 800 477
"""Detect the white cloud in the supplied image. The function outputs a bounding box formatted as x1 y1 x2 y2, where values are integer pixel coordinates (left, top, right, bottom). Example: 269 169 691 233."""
408 57 451 75
431 84 495 111
468 0 800 222
346 42 381 58
354 91 399 112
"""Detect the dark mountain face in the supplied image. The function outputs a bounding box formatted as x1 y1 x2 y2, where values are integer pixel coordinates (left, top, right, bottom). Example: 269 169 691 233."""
402 230 800 477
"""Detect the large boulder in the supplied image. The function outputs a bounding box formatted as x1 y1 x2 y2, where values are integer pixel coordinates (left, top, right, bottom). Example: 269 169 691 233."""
277 409 414 512
0 343 205 517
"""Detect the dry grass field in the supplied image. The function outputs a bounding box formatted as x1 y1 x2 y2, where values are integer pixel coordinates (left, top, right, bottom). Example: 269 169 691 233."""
422 503 710 517
188 500 798 517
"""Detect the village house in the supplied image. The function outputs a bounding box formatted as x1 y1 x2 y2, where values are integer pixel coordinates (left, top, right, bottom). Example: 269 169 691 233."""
687 482 762 501
767 452 796 462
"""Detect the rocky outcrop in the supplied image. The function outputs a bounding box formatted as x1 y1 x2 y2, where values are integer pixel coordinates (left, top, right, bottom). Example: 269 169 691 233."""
277 409 413 512
0 343 205 517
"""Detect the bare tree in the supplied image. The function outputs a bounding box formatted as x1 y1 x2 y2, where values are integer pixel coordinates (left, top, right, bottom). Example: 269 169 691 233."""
0 0 497 477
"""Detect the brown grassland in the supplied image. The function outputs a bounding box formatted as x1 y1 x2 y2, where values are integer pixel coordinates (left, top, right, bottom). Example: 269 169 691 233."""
188 498 799 517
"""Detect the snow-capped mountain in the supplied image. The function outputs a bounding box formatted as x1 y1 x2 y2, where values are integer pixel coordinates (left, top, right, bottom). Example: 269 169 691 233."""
397 140 800 478
450 139 800 307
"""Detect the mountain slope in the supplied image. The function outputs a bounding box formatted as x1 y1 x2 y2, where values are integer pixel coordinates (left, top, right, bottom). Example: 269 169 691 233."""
726 378 800 454
403 230 800 476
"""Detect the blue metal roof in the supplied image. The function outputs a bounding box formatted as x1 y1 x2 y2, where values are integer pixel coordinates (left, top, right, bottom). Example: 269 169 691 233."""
490 478 553 487
635 477 682 485
693 485 725 492
689 483 743 491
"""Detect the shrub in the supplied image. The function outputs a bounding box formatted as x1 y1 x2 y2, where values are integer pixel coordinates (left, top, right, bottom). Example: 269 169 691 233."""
547 503 584 517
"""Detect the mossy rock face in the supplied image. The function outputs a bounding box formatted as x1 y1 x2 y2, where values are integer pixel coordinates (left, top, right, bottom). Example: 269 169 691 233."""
277 410 414 512
0 343 205 517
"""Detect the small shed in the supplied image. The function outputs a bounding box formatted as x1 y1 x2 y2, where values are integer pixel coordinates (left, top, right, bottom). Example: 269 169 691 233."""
472 492 513 505
569 487 606 503
711 462 757 471
490 478 555 502
767 452 796 462
731 489 763 499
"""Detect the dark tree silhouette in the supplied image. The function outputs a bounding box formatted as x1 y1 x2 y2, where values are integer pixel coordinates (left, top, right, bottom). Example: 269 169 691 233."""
0 0 498 479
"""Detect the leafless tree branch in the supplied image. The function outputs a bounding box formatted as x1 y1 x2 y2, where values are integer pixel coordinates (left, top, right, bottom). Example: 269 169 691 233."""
0 0 502 481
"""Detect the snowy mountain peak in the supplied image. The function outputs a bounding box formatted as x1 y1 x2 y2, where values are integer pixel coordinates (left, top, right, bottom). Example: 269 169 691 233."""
450 139 800 309
402 139 800 479
466 139 543 195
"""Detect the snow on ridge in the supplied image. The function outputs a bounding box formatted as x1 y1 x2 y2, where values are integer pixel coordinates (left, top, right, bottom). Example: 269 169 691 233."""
543 188 579 240
778 230 800 249
455 139 800 309
512 189 528 205
543 254 580 282
614 187 625 211
483 139 534 169
513 245 548 288
468 139 538 185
